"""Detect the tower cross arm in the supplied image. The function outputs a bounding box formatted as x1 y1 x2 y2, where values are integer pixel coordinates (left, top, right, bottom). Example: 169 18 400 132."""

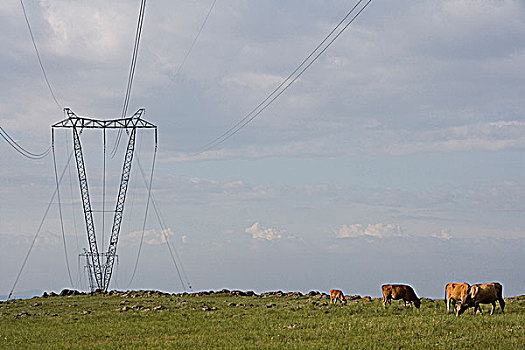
52 108 156 129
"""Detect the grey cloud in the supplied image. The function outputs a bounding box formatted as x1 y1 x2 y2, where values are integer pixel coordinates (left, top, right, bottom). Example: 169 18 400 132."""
3 1 525 156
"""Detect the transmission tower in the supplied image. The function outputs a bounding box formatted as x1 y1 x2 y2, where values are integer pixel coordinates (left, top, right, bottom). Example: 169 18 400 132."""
52 108 157 292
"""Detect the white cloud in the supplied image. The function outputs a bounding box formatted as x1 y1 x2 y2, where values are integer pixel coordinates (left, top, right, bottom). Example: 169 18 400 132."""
489 121 525 128
124 228 173 246
337 223 407 239
431 228 453 240
369 120 525 156
245 222 283 241
222 180 244 189
189 177 218 186
40 1 133 61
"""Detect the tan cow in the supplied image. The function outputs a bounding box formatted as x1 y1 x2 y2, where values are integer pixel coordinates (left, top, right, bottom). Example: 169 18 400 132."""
456 282 505 316
382 284 421 309
330 289 346 304
444 282 470 313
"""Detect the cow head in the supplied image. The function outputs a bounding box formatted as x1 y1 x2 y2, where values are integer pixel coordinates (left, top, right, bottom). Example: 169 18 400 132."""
456 300 472 316
456 286 479 316
414 298 421 309
456 293 475 316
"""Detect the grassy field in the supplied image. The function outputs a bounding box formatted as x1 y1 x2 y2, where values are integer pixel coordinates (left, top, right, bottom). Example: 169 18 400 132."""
0 290 523 349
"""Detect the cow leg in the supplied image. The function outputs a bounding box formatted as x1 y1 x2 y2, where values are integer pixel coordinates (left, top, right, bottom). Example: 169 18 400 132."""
476 303 483 315
490 301 496 315
383 296 387 308
448 298 457 313
385 297 392 308
499 298 505 313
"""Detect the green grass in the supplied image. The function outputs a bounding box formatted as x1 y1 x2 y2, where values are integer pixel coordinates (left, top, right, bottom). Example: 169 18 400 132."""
1 291 524 349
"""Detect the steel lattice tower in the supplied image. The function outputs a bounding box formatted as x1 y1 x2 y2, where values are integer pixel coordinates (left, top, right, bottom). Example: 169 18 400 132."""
53 108 157 291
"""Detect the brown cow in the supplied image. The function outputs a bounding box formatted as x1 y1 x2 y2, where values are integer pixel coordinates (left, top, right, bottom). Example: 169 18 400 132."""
381 284 421 309
444 282 470 313
456 282 505 316
330 289 346 304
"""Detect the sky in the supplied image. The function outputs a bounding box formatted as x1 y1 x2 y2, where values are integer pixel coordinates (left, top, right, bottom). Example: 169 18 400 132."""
1 0 524 299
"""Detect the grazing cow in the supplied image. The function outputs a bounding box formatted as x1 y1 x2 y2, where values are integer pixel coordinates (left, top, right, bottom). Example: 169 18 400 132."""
330 289 346 304
381 284 421 309
456 282 505 316
444 282 470 313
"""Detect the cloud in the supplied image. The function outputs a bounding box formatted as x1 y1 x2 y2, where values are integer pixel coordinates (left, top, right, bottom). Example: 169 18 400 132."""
221 72 284 91
124 228 173 246
222 180 245 189
409 121 525 153
161 119 525 163
188 177 219 187
336 223 407 239
245 222 283 241
160 140 331 163
431 228 453 240
40 1 134 61
333 120 525 157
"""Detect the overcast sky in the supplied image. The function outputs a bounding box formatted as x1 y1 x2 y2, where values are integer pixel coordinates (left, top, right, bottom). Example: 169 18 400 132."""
1 0 524 299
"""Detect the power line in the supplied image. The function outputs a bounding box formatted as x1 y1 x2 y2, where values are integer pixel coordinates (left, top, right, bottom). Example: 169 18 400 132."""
114 0 215 158
0 126 51 159
121 0 147 119
197 0 373 153
65 135 82 287
8 150 75 300
128 143 157 286
152 193 192 291
109 126 188 291
123 128 191 291
52 131 75 287
169 0 218 82
133 154 191 291
110 0 147 158
102 130 107 253
19 0 61 110
109 129 123 159
197 0 364 152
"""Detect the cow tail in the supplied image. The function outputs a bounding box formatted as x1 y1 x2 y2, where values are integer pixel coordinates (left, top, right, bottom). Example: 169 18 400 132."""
444 284 447 306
